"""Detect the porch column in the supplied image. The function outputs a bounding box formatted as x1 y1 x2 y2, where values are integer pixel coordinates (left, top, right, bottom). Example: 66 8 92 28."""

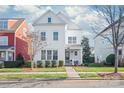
5 51 8 61
81 47 83 65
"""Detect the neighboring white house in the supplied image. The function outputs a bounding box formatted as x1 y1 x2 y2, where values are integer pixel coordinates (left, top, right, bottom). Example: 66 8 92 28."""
32 10 84 65
94 19 124 63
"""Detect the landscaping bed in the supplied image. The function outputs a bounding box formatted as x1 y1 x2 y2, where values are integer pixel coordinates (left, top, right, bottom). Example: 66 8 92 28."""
0 74 67 79
74 67 124 72
79 73 124 79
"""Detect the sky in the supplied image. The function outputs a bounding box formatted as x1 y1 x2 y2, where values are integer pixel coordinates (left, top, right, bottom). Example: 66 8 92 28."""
0 5 107 47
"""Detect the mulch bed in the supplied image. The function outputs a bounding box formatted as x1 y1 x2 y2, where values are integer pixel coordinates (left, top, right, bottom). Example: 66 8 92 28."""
98 73 124 79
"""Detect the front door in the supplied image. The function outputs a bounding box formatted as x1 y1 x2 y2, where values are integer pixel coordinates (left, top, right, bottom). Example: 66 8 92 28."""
65 50 72 66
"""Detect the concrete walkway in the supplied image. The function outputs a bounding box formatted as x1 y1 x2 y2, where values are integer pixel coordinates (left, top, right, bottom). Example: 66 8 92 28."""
65 67 80 79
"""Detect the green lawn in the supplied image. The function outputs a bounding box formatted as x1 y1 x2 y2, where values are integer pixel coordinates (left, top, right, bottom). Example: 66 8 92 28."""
0 68 23 72
37 67 66 72
0 67 65 72
74 67 124 72
79 73 101 79
0 74 67 79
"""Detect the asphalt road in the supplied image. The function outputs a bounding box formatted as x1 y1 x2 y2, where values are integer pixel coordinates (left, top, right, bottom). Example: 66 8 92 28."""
0 79 124 88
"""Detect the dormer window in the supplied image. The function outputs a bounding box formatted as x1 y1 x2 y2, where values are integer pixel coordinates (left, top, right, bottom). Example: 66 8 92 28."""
0 20 8 29
48 17 51 23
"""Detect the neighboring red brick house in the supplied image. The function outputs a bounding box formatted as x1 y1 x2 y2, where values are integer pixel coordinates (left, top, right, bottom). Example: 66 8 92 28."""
0 18 30 61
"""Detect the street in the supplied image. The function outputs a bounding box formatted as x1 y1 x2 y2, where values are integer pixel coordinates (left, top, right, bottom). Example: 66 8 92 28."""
0 79 124 88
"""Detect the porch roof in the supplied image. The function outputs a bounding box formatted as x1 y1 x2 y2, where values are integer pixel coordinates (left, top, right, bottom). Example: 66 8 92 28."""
65 44 81 49
0 46 14 50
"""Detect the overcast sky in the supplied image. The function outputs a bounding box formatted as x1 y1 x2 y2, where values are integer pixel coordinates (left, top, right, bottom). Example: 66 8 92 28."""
0 5 107 47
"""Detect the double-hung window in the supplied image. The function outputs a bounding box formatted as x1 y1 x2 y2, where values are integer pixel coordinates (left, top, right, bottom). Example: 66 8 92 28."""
0 36 8 46
68 37 72 44
41 32 46 41
47 50 52 60
41 50 46 60
0 20 8 29
68 36 77 44
73 37 77 44
53 32 58 40
53 50 58 60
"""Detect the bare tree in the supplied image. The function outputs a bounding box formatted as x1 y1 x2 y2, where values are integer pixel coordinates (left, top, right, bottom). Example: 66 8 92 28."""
26 31 47 69
93 5 124 73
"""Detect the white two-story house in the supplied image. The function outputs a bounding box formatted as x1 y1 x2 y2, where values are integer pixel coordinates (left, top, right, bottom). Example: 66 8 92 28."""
32 10 84 66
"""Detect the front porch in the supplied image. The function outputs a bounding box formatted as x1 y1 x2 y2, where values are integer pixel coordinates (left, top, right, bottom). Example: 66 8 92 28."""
0 46 15 61
65 45 82 66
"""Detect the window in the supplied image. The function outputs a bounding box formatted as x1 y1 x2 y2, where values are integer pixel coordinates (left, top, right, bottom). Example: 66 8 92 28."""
48 17 51 23
0 36 8 45
53 32 58 40
41 50 46 60
73 37 77 44
41 32 46 41
68 36 77 44
47 50 52 60
0 51 5 60
0 20 8 29
53 50 58 60
74 51 78 56
68 37 72 44
119 49 122 55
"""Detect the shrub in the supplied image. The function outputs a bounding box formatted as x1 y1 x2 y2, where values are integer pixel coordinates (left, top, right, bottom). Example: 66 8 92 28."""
83 63 89 66
16 53 25 65
4 61 21 68
52 60 57 67
89 57 95 63
59 60 64 67
37 60 43 68
88 63 105 67
0 61 4 68
24 60 31 68
106 54 115 66
45 61 51 67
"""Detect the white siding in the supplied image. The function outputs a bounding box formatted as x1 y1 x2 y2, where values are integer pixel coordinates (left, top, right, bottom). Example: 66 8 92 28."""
94 36 114 63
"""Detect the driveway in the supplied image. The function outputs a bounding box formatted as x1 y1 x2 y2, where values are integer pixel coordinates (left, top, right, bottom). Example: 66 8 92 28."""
0 79 124 88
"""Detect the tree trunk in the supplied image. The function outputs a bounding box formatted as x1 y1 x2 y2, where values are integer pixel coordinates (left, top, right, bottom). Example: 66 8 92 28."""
114 47 118 73
31 57 34 70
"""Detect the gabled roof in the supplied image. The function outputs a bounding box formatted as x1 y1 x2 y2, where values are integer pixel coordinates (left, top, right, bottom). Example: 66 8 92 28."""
57 12 81 30
33 10 66 26
0 18 25 32
95 16 124 38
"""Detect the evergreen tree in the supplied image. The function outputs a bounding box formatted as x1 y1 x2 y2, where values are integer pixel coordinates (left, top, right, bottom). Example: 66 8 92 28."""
81 37 91 64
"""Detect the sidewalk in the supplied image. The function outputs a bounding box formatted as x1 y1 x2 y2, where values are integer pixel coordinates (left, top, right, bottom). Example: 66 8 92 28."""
0 72 66 75
65 67 80 79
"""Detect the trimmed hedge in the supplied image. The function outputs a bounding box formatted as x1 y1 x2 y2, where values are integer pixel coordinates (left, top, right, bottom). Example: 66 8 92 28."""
106 54 115 66
4 61 22 68
52 60 57 67
88 63 105 67
45 61 51 67
0 61 4 68
37 60 43 67
37 60 45 67
59 60 64 67
24 61 31 68
16 53 25 65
